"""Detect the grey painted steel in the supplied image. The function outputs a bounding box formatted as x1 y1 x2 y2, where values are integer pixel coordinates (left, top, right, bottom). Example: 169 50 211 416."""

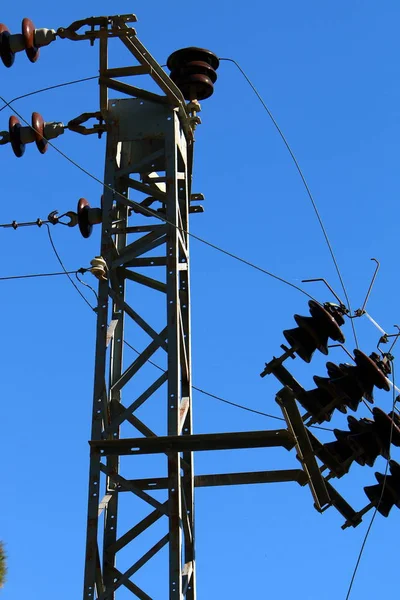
83 97 195 600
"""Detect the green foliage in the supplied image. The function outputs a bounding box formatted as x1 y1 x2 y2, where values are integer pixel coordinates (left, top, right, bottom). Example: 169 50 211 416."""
0 542 6 587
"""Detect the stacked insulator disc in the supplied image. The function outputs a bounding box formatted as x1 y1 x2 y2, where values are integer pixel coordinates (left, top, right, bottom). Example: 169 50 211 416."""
0 24 13 67
0 18 39 67
8 112 48 157
22 17 39 63
9 115 24 157
167 47 219 100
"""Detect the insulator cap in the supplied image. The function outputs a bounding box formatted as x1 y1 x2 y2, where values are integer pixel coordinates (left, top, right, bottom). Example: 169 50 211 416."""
77 198 93 238
32 112 47 154
283 300 345 363
9 115 25 157
0 24 14 68
22 18 39 63
364 460 400 517
167 47 219 100
296 349 391 424
318 410 400 477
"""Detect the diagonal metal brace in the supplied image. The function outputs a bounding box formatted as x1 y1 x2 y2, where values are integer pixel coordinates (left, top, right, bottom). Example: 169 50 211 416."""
275 387 331 510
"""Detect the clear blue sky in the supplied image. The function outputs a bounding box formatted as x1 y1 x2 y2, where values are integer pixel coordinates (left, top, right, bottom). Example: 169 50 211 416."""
2 2 400 599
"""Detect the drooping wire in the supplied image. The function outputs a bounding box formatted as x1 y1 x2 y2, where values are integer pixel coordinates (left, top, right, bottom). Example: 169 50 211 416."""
219 57 358 348
0 75 98 114
45 224 95 311
41 223 331 429
0 97 315 302
344 360 398 600
75 271 99 304
122 338 333 432
42 221 303 426
121 339 288 423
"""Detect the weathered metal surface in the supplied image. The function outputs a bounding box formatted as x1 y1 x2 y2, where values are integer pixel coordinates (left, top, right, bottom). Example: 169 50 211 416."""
276 387 331 510
117 470 308 490
82 97 196 600
90 429 295 455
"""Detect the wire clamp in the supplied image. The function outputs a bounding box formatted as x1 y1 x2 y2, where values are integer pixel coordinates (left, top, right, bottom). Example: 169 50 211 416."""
56 14 137 42
67 112 106 136
47 210 78 227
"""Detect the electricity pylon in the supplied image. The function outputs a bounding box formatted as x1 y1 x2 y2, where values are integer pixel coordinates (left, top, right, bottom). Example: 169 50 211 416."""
2 13 385 600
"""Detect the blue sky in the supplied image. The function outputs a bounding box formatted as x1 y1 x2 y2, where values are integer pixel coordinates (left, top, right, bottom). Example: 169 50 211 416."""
2 2 400 599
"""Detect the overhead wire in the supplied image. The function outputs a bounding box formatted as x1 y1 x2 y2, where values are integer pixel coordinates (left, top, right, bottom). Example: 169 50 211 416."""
0 75 98 113
3 43 400 600
0 95 315 302
75 270 99 304
45 224 95 311
0 65 358 332
42 222 297 425
344 360 398 600
219 57 359 349
0 270 80 280
41 221 333 431
0 73 358 429
122 338 333 431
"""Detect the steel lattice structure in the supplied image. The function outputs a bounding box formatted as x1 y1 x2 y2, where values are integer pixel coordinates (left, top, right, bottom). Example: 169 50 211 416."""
83 93 198 599
72 16 347 600
0 13 375 600
82 94 298 599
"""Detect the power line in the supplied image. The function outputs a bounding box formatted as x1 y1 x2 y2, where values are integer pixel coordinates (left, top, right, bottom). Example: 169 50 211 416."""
0 96 315 303
45 224 95 311
219 57 359 349
41 223 330 429
123 337 333 432
0 270 80 281
344 361 398 600
0 75 98 113
43 223 300 426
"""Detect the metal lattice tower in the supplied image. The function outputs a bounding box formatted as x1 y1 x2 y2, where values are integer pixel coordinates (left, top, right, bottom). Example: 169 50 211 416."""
1 13 382 600
84 95 198 598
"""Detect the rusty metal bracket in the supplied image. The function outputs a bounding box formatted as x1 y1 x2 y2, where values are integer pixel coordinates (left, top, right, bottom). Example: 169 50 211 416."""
56 14 137 42
67 112 106 137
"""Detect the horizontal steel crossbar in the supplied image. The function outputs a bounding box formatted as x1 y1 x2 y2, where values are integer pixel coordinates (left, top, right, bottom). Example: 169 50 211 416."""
90 429 295 455
117 469 308 490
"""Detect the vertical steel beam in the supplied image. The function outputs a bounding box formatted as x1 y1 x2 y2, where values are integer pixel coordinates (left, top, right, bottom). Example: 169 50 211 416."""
83 97 195 600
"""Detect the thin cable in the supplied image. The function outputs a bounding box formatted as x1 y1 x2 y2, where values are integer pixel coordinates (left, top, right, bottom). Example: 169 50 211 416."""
123 338 333 431
45 224 95 311
76 271 99 304
219 57 358 347
0 75 98 113
42 222 304 426
0 270 79 280
344 361 397 600
42 230 307 425
0 97 315 302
